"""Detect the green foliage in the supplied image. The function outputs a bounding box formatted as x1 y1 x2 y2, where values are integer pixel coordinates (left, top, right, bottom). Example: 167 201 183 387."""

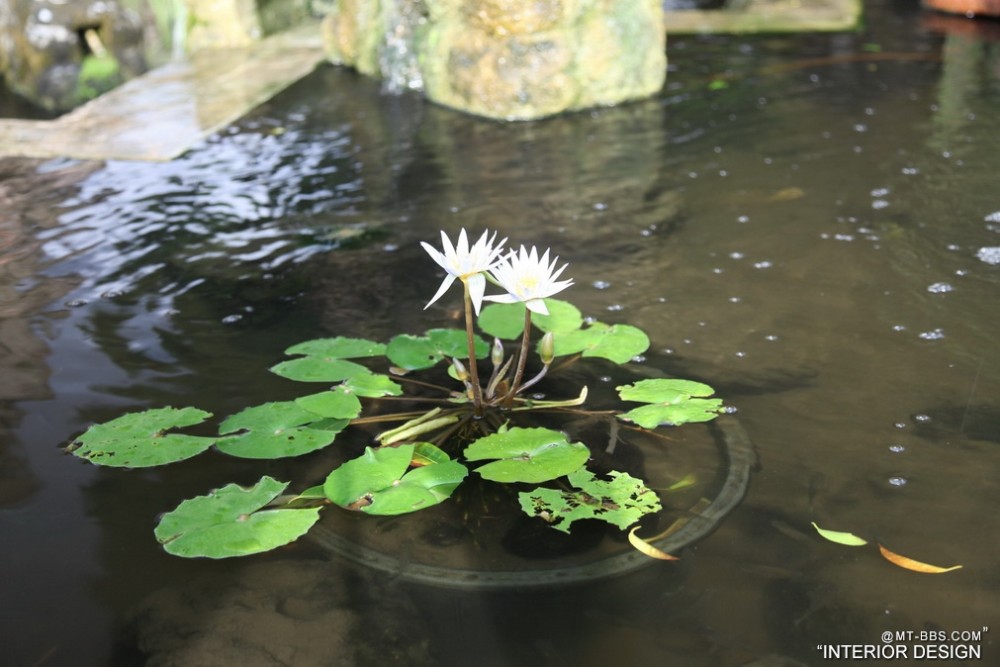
386 328 488 370
324 444 468 515
552 322 650 364
215 401 347 459
478 298 584 339
284 337 386 359
465 427 589 483
296 387 363 420
616 378 723 428
68 407 215 468
342 372 402 397
519 469 662 533
154 476 320 558
270 336 384 382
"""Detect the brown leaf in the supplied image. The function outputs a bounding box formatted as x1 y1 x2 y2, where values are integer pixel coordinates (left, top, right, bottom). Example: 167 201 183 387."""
878 544 962 573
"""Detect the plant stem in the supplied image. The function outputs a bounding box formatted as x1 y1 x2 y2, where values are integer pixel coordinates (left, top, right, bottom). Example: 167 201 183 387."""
463 280 485 415
504 308 533 408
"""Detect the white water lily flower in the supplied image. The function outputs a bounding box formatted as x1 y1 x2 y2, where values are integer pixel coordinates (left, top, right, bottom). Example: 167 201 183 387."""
484 245 573 316
421 229 507 314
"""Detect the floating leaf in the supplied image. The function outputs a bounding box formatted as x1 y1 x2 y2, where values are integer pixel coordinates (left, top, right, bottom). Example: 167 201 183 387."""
215 401 347 459
342 372 402 397
154 476 320 558
386 329 488 371
465 427 589 484
284 337 385 359
478 299 584 340
295 387 363 420
617 378 723 427
324 445 467 515
411 442 452 467
68 407 215 468
552 322 649 364
270 357 369 383
811 521 868 546
519 468 662 533
878 544 963 573
628 526 679 560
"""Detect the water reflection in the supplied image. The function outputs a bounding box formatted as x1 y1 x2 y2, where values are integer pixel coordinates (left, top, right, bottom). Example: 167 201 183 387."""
2 3 1000 665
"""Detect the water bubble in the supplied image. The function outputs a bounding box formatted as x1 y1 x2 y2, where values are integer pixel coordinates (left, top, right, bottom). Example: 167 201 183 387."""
737 215 750 223
584 316 597 325
753 260 773 269
946 244 961 251
901 167 920 175
872 200 890 210
592 202 608 211
728 296 742 303
531 393 546 400
592 280 611 290
688 172 698 179
712 267 724 274
632 355 646 363
722 405 739 415
888 476 908 487
606 304 624 312
729 251 745 260
719 170 728 177
889 444 906 453
662 347 675 355
954 269 968 277
383 243 399 252
984 211 1000 223
65 299 89 308
892 324 907 332
894 422 907 429
222 314 243 324
764 334 779 341
975 247 1000 265
914 414 931 422
918 328 945 340
599 376 613 383
853 123 868 132
927 282 953 293
734 351 746 358
657 296 668 303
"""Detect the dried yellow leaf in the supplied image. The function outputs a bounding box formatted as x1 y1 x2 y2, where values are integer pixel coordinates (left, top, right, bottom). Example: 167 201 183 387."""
628 526 679 561
878 544 963 573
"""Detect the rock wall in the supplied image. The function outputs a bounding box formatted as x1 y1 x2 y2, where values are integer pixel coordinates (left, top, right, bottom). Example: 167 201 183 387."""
322 0 666 121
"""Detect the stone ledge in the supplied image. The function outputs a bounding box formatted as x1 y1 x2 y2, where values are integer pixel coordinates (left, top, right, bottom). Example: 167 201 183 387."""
665 0 862 34
0 22 325 162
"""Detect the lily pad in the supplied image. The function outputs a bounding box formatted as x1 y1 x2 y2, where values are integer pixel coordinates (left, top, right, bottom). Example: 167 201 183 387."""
342 372 402 397
324 444 467 515
617 378 723 428
465 427 589 484
68 407 215 468
284 337 385 359
295 387 363 420
154 476 320 558
552 322 649 364
478 299 584 339
215 401 347 459
518 468 662 533
270 357 370 383
386 328 488 371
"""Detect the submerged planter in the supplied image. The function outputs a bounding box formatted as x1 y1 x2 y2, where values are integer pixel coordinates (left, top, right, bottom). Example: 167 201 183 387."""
309 414 754 589
320 0 667 121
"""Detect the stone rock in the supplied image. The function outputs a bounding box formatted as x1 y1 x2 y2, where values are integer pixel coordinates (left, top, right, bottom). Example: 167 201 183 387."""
320 0 666 120
0 0 159 112
183 0 314 50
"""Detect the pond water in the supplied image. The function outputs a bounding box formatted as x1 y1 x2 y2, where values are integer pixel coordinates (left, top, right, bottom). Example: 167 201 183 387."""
2 2 999 666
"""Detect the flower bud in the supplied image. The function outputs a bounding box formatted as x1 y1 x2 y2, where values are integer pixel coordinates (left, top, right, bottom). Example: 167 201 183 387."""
491 338 505 367
451 357 469 382
539 332 555 365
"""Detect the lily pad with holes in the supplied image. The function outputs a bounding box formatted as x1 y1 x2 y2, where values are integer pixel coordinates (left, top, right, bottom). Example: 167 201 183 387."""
215 401 347 459
478 299 584 340
154 476 320 558
616 378 723 428
68 407 216 468
465 427 590 484
386 328 488 371
551 322 649 364
324 444 467 515
518 468 661 533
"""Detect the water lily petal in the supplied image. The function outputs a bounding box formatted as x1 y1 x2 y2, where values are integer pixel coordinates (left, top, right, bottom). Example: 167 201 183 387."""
466 273 487 315
424 274 457 310
524 298 549 315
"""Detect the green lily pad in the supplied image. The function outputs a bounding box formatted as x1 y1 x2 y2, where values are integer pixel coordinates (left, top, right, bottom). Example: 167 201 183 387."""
215 401 347 459
270 357 370 383
295 387 363 420
154 476 320 558
616 378 723 428
68 407 215 468
465 427 589 484
386 328 488 371
324 445 468 515
342 372 402 397
284 337 385 359
518 468 662 533
552 322 649 364
478 299 584 340
412 442 452 466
